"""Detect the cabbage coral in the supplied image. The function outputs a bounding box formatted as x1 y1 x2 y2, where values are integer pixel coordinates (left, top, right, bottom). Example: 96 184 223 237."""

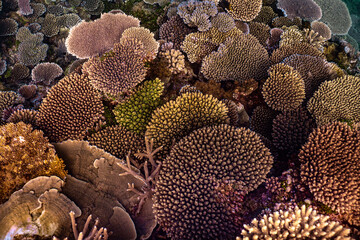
154 124 273 239
0 122 66 202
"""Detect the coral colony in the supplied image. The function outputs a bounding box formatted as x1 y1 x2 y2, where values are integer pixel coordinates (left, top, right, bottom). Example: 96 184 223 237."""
1 0 360 239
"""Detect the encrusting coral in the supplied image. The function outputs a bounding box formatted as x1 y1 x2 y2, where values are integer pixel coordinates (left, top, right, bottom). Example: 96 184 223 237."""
299 121 360 226
0 122 66 203
239 205 352 239
154 124 273 239
36 72 104 142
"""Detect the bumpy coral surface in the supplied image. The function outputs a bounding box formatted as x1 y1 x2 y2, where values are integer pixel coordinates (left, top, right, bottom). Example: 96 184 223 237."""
240 205 351 239
299 121 360 226
307 75 360 126
227 0 262 21
154 124 273 239
0 123 66 202
36 72 104 142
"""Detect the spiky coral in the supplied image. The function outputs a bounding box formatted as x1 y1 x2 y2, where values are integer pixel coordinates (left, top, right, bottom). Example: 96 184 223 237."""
113 79 164 135
0 122 66 202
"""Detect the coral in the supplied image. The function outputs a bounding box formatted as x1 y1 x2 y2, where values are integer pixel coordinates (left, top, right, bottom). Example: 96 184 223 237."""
201 33 270 82
159 15 194 50
28 23 41 33
158 47 187 74
0 91 21 124
262 63 305 112
7 109 37 126
47 4 64 16
307 75 360 126
248 22 271 46
311 21 332 40
226 0 262 22
181 26 243 63
253 6 278 25
36 72 104 142
312 0 352 35
18 84 36 99
268 28 283 47
31 62 63 85
211 12 235 32
0 60 5 76
83 38 148 96
18 0 33 15
145 92 230 158
113 79 164 134
282 54 337 98
57 13 81 28
65 13 140 59
276 0 322 21
88 125 144 162
0 18 18 36
240 205 351 239
10 63 30 82
121 27 159 60
250 105 278 139
0 123 66 202
0 176 80 239
41 14 60 37
270 42 325 64
272 107 316 153
299 122 360 226
177 0 218 31
154 124 273 239
27 3 46 19
271 16 302 28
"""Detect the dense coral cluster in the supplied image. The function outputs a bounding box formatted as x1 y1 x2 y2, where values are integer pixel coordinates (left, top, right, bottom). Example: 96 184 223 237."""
154 124 273 239
36 73 103 142
0 122 66 202
227 0 262 21
299 122 360 226
31 62 63 85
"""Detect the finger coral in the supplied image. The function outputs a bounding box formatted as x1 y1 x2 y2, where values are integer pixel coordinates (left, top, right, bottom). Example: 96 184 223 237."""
145 91 230 158
299 122 360 226
65 13 140 59
262 63 305 112
83 38 148 96
154 124 273 239
7 109 37 126
276 0 322 21
113 79 164 134
0 122 66 203
307 75 360 126
226 0 262 22
240 205 351 239
36 72 104 142
201 33 270 82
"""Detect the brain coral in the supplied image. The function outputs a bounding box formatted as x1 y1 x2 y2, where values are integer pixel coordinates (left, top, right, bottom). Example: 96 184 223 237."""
282 54 337 98
227 0 262 22
154 124 273 239
113 78 164 135
262 63 305 112
82 38 148 96
201 33 270 82
276 0 322 21
65 13 140 59
240 204 351 239
145 92 230 158
307 75 360 126
299 122 360 226
36 72 104 142
0 122 66 203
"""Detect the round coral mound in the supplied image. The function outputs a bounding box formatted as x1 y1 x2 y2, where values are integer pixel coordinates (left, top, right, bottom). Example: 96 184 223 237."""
154 124 273 239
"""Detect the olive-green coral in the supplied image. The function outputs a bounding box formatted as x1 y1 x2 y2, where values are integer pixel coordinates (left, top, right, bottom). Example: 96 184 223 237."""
145 92 230 159
0 122 66 203
113 78 164 135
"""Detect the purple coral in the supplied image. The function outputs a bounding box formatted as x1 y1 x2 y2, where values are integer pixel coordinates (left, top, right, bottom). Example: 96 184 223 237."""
277 0 322 21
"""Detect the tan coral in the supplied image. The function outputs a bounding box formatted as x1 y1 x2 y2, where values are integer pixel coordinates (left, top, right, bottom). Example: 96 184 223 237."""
227 0 262 22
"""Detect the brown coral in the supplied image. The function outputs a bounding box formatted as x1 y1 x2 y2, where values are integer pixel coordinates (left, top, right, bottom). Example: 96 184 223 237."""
36 72 104 142
227 0 262 22
248 22 271 46
299 122 360 226
262 63 305 112
7 109 37 126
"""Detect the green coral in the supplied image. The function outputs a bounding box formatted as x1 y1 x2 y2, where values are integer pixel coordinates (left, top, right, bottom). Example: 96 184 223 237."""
113 78 164 135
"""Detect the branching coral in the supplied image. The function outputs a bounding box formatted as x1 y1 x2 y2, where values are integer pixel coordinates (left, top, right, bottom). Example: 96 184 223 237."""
36 72 104 142
0 18 18 36
201 33 270 82
240 205 352 239
31 62 63 85
211 12 236 32
113 79 164 135
262 63 305 112
154 124 273 239
145 91 229 158
311 21 332 40
82 38 148 96
65 13 140 59
0 91 22 124
307 75 360 126
250 105 278 139
248 22 271 46
226 0 262 22
253 6 278 25
7 109 37 126
299 122 360 226
0 123 66 202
